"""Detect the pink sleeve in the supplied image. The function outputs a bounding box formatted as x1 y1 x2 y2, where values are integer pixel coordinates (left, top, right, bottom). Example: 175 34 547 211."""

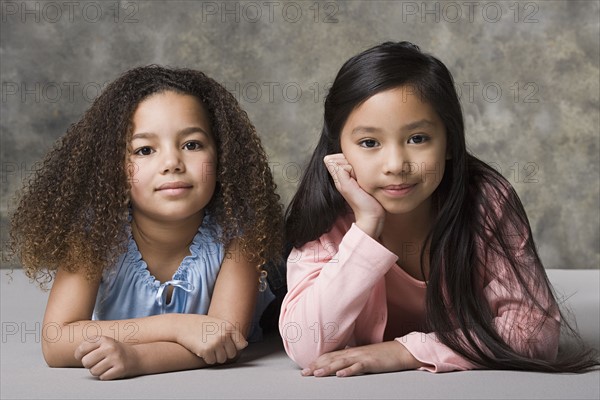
398 265 560 372
397 184 560 373
279 221 397 368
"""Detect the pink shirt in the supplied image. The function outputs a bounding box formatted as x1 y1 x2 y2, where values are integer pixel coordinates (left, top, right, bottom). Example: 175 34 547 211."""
279 214 560 372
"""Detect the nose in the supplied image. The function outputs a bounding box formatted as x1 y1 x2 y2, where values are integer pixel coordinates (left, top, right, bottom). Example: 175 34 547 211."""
161 148 185 174
383 146 411 175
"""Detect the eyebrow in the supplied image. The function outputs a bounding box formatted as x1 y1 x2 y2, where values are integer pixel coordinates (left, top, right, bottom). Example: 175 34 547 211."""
131 127 210 140
351 119 435 135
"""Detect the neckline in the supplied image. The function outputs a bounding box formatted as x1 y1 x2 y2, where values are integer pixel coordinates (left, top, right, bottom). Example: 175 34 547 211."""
126 218 213 286
388 262 428 288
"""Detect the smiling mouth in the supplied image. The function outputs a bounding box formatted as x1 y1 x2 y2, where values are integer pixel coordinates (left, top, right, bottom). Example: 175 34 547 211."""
156 182 193 191
381 184 416 196
382 184 415 190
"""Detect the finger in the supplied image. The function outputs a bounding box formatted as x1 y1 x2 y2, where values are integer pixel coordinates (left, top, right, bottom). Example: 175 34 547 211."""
323 157 340 177
347 164 357 179
232 334 248 351
98 364 125 381
341 164 357 181
98 367 121 381
331 165 357 194
220 322 248 351
202 350 217 365
323 154 349 169
308 350 340 370
324 153 347 163
313 357 355 377
214 347 228 364
336 362 366 377
74 337 102 361
79 347 108 370
223 338 239 360
301 351 341 376
87 356 111 378
324 160 351 187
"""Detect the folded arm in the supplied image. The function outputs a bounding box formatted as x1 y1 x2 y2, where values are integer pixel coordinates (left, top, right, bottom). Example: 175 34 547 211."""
279 221 397 368
43 238 258 379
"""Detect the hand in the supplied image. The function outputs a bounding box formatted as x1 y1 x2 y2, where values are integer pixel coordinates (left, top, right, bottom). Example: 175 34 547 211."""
176 315 248 365
75 336 139 380
301 341 423 377
324 154 385 238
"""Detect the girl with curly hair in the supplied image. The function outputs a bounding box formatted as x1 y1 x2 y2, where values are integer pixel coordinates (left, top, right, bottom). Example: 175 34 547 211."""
280 41 597 376
9 65 283 380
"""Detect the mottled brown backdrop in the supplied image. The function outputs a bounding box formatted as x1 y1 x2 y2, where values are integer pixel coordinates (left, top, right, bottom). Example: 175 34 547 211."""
1 0 598 269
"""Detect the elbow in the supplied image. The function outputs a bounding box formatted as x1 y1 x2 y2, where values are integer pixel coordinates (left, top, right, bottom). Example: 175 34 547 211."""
279 316 309 369
513 319 561 362
533 315 561 361
42 346 61 368
42 340 73 368
278 300 328 369
532 330 560 362
282 342 313 369
42 341 60 367
279 326 320 369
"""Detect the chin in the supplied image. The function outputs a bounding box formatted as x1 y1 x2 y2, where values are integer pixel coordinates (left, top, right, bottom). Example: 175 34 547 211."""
382 205 415 215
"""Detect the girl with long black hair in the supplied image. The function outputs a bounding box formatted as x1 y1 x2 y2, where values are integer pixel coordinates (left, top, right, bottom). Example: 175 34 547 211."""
280 41 597 376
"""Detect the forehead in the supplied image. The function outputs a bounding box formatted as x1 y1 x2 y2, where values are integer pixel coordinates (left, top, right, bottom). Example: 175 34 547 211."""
130 91 212 135
345 87 441 129
134 91 207 116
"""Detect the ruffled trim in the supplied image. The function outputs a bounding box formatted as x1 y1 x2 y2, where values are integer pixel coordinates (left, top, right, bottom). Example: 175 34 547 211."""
123 214 221 288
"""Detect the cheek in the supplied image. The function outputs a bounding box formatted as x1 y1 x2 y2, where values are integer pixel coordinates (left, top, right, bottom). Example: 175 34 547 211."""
127 163 150 197
192 157 217 183
348 159 376 190
128 185 142 205
421 156 446 186
353 173 373 193
126 161 139 182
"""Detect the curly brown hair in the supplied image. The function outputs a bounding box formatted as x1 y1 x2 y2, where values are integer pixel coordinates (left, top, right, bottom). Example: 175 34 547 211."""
9 65 283 286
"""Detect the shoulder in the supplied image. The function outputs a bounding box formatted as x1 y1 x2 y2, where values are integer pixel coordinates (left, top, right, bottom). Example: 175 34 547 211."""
466 159 532 245
467 160 522 222
189 214 225 262
467 160 538 279
98 231 149 292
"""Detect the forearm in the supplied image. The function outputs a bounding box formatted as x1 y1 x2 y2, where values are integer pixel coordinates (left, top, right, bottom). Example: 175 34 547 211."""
281 224 397 364
131 341 208 376
42 313 210 367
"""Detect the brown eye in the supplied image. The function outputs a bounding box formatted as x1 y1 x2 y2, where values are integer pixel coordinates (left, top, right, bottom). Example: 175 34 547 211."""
408 135 429 144
359 139 378 148
183 141 203 151
134 146 154 156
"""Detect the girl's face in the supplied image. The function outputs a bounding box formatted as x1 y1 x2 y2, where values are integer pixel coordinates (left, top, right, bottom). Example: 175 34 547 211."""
340 86 447 217
128 91 217 224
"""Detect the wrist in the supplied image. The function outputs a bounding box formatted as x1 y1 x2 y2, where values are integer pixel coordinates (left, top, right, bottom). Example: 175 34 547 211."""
355 215 384 239
395 341 424 370
125 343 145 377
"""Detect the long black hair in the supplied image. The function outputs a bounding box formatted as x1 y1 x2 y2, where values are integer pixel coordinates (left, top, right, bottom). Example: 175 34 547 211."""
285 41 598 372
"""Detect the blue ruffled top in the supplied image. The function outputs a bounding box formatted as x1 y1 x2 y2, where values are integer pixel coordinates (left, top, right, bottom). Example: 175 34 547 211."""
92 215 273 341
